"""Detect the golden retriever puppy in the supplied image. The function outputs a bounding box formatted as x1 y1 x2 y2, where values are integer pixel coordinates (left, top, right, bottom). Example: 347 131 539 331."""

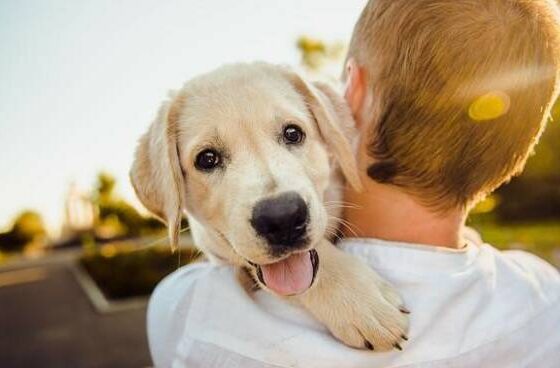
130 62 409 351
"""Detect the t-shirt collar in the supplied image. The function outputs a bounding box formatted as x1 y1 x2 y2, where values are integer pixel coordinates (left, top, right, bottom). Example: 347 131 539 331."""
337 227 482 274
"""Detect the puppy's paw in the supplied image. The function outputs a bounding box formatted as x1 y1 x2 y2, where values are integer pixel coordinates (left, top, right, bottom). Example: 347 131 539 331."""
326 276 410 351
297 242 410 351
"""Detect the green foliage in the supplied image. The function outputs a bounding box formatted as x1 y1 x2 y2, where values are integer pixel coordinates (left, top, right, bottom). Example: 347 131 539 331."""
0 210 46 252
296 35 345 71
81 243 201 299
92 172 167 238
98 199 148 236
95 172 116 200
470 221 560 268
11 211 46 241
494 102 560 222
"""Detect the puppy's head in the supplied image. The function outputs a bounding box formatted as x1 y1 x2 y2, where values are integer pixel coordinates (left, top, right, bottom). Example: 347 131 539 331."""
131 63 361 295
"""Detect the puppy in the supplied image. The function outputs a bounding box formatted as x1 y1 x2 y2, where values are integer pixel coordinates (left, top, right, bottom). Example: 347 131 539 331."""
131 62 409 351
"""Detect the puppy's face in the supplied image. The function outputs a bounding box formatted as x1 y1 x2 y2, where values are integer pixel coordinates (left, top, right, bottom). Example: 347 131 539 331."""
179 67 331 267
131 63 360 295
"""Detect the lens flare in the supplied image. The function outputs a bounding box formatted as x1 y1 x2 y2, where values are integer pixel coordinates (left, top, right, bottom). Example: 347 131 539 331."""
469 91 510 122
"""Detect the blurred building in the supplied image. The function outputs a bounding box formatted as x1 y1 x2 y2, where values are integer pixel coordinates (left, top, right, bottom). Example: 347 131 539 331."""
61 183 95 239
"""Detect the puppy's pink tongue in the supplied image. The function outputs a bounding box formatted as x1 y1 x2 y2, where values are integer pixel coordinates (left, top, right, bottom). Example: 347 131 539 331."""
260 252 313 296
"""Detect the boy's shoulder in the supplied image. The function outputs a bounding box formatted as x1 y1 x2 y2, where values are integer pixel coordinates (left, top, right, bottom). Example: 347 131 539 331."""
501 248 560 280
154 261 234 291
147 244 560 368
147 261 331 368
490 245 560 291
146 262 242 368
148 262 239 323
465 226 560 295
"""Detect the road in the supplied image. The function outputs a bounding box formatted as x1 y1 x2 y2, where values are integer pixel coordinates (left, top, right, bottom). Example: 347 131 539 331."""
0 254 152 368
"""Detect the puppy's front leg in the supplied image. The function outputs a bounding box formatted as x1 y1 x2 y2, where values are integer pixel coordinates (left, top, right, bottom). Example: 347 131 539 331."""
295 239 410 351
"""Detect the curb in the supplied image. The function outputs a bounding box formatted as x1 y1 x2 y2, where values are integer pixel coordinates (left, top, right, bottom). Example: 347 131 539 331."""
70 262 149 314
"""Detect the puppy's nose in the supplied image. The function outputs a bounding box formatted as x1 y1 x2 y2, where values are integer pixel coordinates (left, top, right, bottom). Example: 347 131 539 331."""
250 192 309 250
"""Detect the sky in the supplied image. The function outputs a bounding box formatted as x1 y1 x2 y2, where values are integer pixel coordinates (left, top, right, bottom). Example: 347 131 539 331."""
0 0 367 232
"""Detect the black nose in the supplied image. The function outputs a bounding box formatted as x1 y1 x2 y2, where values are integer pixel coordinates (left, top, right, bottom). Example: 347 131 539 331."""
250 192 309 251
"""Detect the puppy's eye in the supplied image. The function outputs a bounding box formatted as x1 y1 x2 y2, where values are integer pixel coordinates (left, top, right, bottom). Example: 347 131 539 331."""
194 149 221 171
283 124 305 145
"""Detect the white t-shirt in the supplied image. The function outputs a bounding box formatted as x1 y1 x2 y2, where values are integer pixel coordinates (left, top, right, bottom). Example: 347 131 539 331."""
147 231 560 368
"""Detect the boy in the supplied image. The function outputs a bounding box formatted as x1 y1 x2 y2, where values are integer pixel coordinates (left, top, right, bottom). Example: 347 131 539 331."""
148 1 560 366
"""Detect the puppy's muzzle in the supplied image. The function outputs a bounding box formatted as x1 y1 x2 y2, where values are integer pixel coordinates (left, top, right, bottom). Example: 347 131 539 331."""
250 191 309 254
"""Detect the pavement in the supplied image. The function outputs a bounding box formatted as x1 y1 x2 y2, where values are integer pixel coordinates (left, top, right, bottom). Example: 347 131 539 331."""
0 254 152 368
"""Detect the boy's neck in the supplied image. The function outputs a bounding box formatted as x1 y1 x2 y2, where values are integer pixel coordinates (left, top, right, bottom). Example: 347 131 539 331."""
342 181 466 249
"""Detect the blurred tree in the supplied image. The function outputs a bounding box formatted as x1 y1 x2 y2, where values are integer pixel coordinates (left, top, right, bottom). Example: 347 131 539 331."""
92 172 168 238
297 36 345 75
95 172 116 201
494 109 560 222
0 210 46 252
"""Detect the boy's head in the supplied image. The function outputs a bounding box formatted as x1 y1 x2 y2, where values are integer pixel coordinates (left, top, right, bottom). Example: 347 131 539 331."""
344 0 560 211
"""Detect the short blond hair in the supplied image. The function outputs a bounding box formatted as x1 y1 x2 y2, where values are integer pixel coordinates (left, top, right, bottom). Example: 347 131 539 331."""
347 0 560 210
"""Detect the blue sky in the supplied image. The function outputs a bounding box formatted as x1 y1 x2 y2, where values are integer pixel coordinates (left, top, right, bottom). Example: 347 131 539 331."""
0 0 366 232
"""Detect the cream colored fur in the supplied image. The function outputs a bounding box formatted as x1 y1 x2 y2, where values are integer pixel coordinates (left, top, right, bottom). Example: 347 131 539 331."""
130 62 409 351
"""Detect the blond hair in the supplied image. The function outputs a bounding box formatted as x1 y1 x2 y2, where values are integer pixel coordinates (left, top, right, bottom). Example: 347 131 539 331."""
347 0 560 210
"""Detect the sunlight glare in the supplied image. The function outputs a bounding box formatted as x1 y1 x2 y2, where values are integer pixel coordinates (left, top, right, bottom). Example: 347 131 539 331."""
468 91 510 122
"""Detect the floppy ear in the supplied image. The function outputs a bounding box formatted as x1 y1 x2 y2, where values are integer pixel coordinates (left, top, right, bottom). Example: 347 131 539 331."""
130 92 186 250
284 70 363 192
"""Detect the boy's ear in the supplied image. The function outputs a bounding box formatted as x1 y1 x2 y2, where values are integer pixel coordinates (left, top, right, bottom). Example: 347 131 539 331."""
282 69 363 192
344 59 367 129
130 92 187 250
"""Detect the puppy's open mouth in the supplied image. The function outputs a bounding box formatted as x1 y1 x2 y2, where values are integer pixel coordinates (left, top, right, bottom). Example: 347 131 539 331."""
250 249 319 296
